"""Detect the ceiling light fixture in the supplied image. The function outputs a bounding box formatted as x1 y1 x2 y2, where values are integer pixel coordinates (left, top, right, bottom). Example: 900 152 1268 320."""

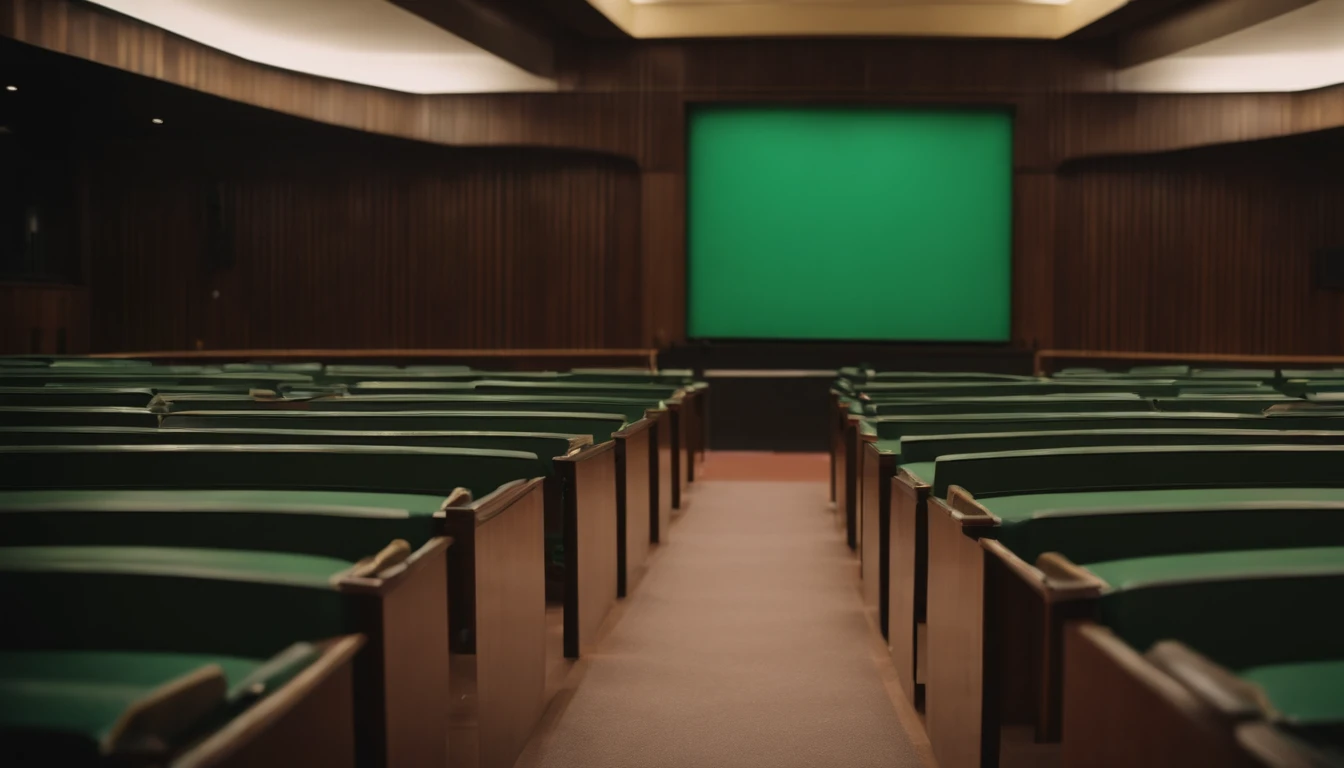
151 118 164 124
4 85 16 92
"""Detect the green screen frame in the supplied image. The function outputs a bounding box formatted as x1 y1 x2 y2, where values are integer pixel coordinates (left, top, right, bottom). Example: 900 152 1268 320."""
685 104 1014 343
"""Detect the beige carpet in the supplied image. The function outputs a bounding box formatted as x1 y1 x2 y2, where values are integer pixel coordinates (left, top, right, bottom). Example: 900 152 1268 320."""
513 479 930 768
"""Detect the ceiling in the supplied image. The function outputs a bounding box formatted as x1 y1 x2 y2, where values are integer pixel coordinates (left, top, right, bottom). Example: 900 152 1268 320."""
580 0 1129 38
85 0 557 93
1118 0 1344 91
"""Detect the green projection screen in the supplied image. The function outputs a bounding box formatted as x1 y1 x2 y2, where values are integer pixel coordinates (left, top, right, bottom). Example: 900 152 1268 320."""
687 106 1012 341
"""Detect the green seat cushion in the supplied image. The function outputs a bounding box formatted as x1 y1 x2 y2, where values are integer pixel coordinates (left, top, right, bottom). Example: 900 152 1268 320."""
0 388 156 408
866 412 1305 441
0 444 542 501
0 546 352 589
0 489 444 560
867 395 1157 417
0 427 585 470
930 445 1344 498
312 396 657 424
900 461 935 485
1 546 352 658
0 643 322 761
1097 566 1344 670
0 649 260 748
0 407 158 428
1086 547 1344 593
979 489 1344 564
160 411 624 443
1156 397 1299 414
984 488 1344 525
0 488 444 515
896 428 1344 465
1241 660 1344 726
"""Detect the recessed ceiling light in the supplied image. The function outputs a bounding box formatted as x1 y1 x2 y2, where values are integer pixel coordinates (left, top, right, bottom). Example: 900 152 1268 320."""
151 118 164 125
4 85 16 92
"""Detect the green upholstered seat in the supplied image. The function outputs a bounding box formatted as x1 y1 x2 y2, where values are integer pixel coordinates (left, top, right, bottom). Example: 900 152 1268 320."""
1156 396 1300 414
467 380 680 396
0 426 587 465
151 391 665 424
1129 365 1192 376
0 545 352 659
346 379 673 398
0 444 543 501
1052 368 1112 377
0 371 313 388
866 372 1035 383
1241 660 1344 726
1280 370 1344 380
0 407 158 428
318 368 550 384
865 411 1290 442
160 410 625 444
320 364 475 376
316 396 660 424
900 461 936 485
987 491 1344 565
896 428 1344 464
0 644 332 763
0 489 447 561
857 411 1344 451
566 369 694 385
981 488 1344 526
221 362 324 373
930 445 1344 499
1190 368 1278 380
0 545 351 587
858 381 1180 399
866 394 1157 417
0 649 256 741
0 388 157 408
1086 547 1344 593
1084 549 1344 670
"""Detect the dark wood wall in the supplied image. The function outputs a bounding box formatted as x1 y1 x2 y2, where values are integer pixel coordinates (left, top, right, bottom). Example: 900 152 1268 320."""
1053 132 1344 355
83 139 640 353
6 0 1344 356
0 281 87 353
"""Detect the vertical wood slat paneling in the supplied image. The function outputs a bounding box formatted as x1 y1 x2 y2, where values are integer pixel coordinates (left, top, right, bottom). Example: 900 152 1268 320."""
0 283 89 353
10 0 1344 355
78 139 642 353
1013 173 1056 350
1053 137 1344 355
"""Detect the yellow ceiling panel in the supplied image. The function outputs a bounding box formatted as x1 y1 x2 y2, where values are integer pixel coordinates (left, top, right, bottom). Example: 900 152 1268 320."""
584 0 1127 38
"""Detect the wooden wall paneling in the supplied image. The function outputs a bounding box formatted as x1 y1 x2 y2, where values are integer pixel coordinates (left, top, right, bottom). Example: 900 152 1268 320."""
1052 136 1344 355
1051 91 1343 162
641 172 683 347
12 0 1344 356
16 0 1342 169
0 282 89 354
85 148 206 352
1013 172 1057 350
75 134 643 352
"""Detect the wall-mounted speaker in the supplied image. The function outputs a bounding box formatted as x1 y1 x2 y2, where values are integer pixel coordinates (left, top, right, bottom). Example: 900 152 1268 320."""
205 182 233 271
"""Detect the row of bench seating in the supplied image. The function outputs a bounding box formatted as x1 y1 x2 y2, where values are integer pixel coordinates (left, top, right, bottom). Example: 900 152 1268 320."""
831 365 1344 768
0 356 708 768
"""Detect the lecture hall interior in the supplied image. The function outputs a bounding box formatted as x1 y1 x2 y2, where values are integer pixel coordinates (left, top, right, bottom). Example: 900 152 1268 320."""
2 0 1344 766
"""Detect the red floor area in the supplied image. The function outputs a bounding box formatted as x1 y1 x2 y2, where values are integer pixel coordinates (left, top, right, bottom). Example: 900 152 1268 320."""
699 451 830 482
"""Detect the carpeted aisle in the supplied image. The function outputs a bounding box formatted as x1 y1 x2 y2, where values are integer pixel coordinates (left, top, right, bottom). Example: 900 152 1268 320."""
513 469 930 768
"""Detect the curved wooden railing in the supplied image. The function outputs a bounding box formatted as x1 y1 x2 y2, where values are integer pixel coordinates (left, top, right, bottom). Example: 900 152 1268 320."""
1034 349 1344 376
